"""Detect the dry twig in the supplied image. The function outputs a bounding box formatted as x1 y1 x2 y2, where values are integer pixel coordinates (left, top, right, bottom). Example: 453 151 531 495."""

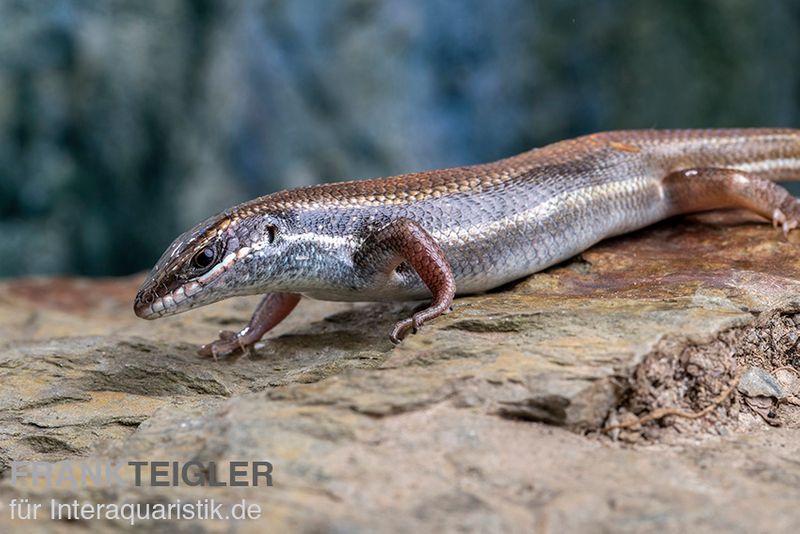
603 368 744 432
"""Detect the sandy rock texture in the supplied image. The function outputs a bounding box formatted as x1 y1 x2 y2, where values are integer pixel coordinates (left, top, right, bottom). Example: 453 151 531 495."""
2 213 800 532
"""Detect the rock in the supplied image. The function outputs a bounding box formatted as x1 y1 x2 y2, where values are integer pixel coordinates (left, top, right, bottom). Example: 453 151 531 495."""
774 368 800 397
738 367 785 399
2 217 800 531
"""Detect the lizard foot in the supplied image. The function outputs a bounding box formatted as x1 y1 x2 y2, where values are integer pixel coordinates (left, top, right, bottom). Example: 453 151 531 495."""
390 313 428 344
197 330 254 360
772 201 800 237
389 302 456 344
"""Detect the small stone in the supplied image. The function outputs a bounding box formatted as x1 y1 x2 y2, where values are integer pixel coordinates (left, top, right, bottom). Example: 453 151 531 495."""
774 368 800 397
737 367 785 399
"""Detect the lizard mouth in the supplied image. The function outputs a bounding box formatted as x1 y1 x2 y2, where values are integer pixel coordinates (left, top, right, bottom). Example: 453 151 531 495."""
133 248 250 319
134 281 204 319
134 247 252 319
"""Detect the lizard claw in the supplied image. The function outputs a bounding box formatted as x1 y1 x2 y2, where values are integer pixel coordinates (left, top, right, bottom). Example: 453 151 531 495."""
772 206 800 238
389 318 412 344
197 331 254 359
388 312 429 344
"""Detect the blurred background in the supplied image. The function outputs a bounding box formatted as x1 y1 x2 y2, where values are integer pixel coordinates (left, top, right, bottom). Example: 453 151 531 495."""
1 0 798 278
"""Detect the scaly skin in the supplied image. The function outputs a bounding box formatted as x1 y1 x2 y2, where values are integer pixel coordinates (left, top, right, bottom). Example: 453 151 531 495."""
134 128 800 357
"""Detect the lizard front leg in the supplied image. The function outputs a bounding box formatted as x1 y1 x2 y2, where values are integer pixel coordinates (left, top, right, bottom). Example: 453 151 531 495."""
197 292 300 359
354 218 456 343
663 167 800 234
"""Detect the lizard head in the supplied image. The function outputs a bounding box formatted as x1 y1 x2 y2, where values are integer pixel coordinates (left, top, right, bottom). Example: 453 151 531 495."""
133 209 285 319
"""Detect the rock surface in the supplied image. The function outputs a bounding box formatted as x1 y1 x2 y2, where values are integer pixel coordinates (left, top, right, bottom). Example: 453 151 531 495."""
2 214 800 532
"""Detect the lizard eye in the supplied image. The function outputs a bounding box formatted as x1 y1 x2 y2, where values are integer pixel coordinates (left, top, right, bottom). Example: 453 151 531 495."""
191 246 216 271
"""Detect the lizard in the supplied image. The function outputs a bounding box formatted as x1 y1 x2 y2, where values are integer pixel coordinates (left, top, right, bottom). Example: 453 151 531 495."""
133 128 800 358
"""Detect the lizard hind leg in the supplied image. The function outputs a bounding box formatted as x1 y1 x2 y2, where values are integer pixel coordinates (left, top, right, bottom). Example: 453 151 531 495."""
197 292 301 359
663 168 800 235
353 218 456 344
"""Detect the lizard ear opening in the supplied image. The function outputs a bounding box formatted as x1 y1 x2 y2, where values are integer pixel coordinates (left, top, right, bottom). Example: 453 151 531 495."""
266 225 277 244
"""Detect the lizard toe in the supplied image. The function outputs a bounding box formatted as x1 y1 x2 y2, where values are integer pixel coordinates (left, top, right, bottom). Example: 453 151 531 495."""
197 337 247 359
389 318 414 344
218 330 238 341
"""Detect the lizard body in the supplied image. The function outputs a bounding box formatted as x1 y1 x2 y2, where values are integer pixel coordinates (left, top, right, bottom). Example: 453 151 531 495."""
134 129 800 356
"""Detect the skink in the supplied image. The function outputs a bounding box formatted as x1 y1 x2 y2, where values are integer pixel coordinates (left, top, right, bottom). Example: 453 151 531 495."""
133 128 800 357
